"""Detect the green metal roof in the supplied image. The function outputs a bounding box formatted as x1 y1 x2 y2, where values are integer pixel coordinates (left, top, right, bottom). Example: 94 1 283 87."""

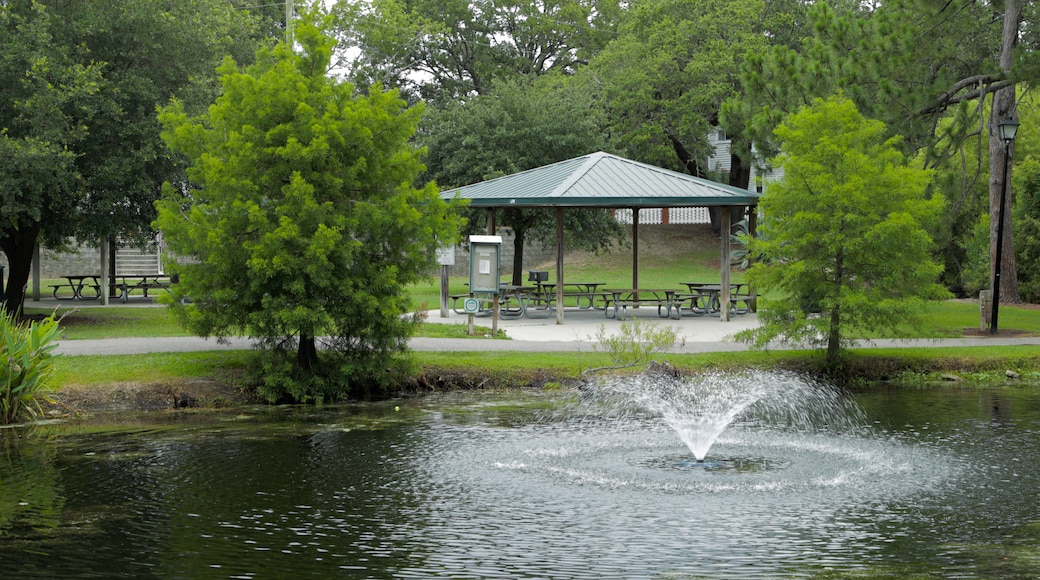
439 151 761 207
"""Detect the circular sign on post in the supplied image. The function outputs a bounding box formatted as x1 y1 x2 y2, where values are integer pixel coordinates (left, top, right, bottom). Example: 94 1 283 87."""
463 297 480 314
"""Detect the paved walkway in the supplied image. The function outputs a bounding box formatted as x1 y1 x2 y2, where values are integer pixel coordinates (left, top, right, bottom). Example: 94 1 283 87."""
35 299 1040 356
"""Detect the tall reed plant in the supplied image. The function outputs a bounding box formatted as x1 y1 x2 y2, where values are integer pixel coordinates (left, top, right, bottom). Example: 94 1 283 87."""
1 309 63 425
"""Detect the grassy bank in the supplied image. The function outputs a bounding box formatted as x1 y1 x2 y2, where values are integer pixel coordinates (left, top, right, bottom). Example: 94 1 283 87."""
50 343 1040 396
30 222 1040 409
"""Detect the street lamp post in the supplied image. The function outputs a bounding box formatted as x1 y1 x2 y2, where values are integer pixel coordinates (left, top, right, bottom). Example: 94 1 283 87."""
991 116 1019 334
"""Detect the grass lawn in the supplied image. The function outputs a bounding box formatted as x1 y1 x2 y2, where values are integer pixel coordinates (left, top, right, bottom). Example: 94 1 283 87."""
20 224 1040 341
24 305 502 341
407 225 732 309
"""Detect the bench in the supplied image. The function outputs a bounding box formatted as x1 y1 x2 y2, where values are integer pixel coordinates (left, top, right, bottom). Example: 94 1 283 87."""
601 289 679 320
515 287 604 318
671 292 711 317
50 275 102 300
450 293 496 315
728 293 754 315
116 275 174 303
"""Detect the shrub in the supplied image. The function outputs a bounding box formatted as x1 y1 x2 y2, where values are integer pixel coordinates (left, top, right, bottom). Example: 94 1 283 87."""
1 310 63 425
246 346 413 403
583 320 681 378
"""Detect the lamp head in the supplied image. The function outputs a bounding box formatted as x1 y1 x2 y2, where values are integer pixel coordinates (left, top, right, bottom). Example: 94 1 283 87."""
999 116 1020 144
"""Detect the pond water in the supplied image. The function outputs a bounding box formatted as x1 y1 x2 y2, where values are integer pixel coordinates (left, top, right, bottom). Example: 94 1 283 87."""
2 374 1040 578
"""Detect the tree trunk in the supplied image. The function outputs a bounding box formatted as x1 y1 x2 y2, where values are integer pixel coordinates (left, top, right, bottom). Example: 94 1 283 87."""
989 0 1022 304
826 306 842 367
297 333 318 372
668 133 705 178
511 227 526 286
0 223 42 314
728 137 752 192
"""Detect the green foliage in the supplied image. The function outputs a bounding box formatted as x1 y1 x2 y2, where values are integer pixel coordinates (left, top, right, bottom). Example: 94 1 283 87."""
738 96 947 365
247 348 413 404
959 213 991 298
1 310 63 425
155 12 462 402
1014 155 1040 303
59 0 273 244
733 1 1001 160
588 0 773 176
0 2 101 306
0 0 271 307
585 320 679 376
421 76 625 284
336 0 620 104
421 76 607 187
730 0 1028 297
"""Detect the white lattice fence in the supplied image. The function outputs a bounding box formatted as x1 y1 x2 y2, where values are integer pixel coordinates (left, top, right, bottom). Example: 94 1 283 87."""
613 207 710 225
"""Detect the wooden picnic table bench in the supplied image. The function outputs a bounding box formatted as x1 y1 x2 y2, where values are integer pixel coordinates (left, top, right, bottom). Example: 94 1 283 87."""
450 286 532 319
601 288 683 320
116 275 174 303
681 282 754 316
532 282 606 311
51 275 101 300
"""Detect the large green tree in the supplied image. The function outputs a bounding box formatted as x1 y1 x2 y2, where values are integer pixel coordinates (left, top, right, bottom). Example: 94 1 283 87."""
587 0 770 184
731 0 1035 302
420 76 624 284
737 96 946 365
155 15 461 403
0 0 269 309
333 0 621 104
585 0 811 194
0 2 100 308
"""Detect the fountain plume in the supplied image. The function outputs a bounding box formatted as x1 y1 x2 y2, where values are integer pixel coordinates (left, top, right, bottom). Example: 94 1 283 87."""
588 364 866 461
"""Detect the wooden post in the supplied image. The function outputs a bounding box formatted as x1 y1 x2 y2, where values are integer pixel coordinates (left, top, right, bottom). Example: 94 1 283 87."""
100 238 110 306
555 207 564 325
980 290 992 331
720 206 732 322
747 207 758 312
632 207 640 291
492 294 499 336
439 264 449 318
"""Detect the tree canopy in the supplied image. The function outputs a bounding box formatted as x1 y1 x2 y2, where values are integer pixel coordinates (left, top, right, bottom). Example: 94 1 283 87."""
419 76 625 284
737 96 946 365
334 0 620 103
587 0 782 185
728 0 1034 301
0 0 270 308
155 14 461 403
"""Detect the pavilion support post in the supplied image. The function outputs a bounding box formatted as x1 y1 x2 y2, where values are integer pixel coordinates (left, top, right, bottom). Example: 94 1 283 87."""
720 206 732 322
486 208 495 235
631 207 640 292
555 207 564 325
100 238 110 305
747 207 757 312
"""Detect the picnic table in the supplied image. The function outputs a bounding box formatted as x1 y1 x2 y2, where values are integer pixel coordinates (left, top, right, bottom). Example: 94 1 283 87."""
601 288 682 320
499 284 534 319
449 285 535 319
681 282 752 316
115 275 174 303
51 275 101 300
532 282 606 310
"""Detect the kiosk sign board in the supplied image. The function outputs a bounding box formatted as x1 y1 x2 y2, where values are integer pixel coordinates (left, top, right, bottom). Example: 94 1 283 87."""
436 245 455 266
468 235 502 294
